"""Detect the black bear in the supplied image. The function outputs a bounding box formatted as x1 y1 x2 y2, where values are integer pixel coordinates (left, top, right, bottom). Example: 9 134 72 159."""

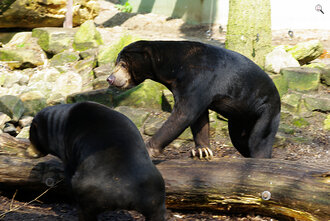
28 101 166 221
107 40 281 159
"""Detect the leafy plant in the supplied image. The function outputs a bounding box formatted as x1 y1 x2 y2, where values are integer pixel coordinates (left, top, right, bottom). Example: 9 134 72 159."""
115 2 133 13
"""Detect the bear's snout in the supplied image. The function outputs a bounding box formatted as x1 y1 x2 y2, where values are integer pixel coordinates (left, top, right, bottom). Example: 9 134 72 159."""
107 75 116 85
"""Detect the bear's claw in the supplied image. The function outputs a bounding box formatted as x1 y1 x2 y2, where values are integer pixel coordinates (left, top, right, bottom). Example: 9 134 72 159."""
191 147 213 160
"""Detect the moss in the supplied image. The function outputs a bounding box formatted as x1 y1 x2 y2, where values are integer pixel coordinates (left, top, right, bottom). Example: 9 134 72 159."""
292 117 309 128
0 49 22 61
281 68 321 92
32 28 50 52
50 51 80 67
271 75 288 98
97 34 140 66
324 115 330 131
114 79 166 109
73 20 103 51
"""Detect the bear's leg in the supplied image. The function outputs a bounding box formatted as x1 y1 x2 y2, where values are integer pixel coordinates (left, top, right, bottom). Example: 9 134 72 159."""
190 109 213 159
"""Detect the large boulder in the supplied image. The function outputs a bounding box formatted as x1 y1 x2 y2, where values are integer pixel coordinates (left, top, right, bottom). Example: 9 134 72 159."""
97 34 139 66
0 0 100 29
20 91 47 116
32 28 76 55
113 79 167 109
73 20 103 51
0 32 46 69
66 88 114 107
280 67 321 92
286 40 324 65
265 46 300 74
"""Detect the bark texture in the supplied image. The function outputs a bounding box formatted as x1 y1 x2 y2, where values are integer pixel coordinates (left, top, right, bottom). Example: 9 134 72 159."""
226 0 272 67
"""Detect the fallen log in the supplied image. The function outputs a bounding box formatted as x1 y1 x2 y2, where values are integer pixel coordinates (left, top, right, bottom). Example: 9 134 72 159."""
0 135 329 220
0 155 329 220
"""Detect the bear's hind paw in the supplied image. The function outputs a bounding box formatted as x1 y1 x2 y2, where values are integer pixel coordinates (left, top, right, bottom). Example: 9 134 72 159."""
191 147 213 160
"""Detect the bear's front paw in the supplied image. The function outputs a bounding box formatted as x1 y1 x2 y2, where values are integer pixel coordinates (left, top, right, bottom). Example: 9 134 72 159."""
191 147 213 160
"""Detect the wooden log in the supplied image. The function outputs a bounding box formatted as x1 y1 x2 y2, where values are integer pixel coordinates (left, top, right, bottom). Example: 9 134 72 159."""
0 152 328 221
0 133 30 156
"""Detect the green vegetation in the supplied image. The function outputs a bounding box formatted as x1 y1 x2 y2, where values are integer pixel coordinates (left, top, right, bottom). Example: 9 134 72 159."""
115 2 133 13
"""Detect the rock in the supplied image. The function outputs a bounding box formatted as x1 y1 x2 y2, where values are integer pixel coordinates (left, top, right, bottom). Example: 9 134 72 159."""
79 48 98 59
303 94 330 112
73 57 97 91
114 106 150 129
265 47 300 74
49 50 80 67
270 74 288 98
52 71 82 97
46 93 66 106
0 32 47 69
324 115 330 130
0 95 24 121
26 81 53 98
73 20 103 51
97 34 139 66
2 71 29 88
32 28 76 54
18 115 33 128
66 88 114 107
0 0 100 29
280 67 321 92
114 79 167 110
20 91 47 116
0 48 45 69
320 64 330 86
143 114 193 140
6 84 28 96
93 76 109 90
286 40 324 65
0 112 11 130
29 67 61 84
16 126 30 139
93 64 113 78
3 122 17 136
281 92 302 113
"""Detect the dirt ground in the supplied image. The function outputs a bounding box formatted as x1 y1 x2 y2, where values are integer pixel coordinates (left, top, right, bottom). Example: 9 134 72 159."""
0 1 329 220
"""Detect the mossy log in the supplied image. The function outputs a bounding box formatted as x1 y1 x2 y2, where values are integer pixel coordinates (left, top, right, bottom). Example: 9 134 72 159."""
0 135 329 220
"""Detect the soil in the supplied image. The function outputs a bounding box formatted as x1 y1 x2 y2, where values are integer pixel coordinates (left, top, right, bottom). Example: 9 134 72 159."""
0 1 329 220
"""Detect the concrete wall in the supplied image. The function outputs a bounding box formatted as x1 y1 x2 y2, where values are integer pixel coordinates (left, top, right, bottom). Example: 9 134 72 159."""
128 0 330 30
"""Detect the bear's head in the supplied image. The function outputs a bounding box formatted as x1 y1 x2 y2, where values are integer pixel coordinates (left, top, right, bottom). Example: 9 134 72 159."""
107 41 155 89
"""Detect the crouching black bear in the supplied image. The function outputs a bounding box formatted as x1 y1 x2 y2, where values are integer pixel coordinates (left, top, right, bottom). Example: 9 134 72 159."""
107 40 281 159
28 101 166 221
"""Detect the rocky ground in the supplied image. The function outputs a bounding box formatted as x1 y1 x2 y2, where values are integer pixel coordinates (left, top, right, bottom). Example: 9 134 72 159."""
0 1 329 220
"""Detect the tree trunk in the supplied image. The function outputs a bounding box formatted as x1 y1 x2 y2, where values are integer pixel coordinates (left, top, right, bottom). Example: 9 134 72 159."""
225 0 272 67
0 147 328 220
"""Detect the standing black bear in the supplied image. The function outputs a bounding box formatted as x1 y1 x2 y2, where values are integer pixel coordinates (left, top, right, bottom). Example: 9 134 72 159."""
28 101 166 221
107 40 281 159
